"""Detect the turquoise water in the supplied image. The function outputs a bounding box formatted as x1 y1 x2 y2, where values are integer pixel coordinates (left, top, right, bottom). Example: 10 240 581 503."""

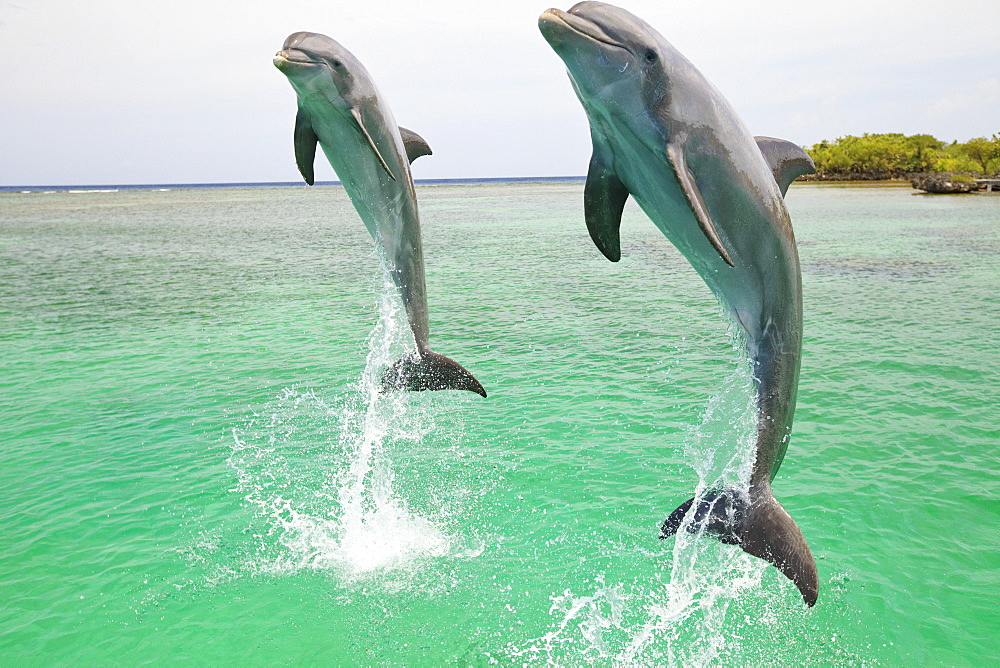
1 182 997 665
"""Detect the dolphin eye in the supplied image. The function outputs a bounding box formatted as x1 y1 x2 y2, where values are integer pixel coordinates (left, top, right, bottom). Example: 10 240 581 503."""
644 50 657 63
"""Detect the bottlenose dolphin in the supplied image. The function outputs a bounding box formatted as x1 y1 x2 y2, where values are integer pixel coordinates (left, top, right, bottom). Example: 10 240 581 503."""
274 32 486 397
539 2 819 605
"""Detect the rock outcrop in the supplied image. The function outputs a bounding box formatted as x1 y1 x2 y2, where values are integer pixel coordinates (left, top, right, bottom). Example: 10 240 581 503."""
910 173 981 193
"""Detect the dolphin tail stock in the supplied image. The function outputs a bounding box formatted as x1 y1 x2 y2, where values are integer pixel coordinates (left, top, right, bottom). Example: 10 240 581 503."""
659 486 818 607
381 349 487 398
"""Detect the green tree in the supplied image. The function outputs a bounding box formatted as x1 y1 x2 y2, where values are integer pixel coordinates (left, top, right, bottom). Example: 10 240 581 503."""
904 134 945 172
807 133 926 177
960 135 1000 173
805 133 997 177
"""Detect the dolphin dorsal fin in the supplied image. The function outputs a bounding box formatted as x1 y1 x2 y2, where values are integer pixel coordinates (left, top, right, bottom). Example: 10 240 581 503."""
666 142 735 267
350 108 396 181
398 127 432 163
294 108 318 186
584 147 629 262
754 136 816 197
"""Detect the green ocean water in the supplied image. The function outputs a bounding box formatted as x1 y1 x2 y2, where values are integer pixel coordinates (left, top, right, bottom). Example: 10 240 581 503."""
1 181 997 665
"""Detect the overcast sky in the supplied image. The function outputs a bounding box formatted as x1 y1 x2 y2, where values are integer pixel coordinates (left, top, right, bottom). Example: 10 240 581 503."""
1 0 997 185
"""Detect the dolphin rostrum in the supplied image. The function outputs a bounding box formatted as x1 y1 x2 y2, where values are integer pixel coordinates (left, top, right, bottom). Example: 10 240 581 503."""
539 2 819 605
274 32 486 398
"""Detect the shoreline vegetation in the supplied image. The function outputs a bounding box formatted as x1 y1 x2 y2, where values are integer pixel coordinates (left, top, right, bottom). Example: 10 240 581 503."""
798 132 1000 193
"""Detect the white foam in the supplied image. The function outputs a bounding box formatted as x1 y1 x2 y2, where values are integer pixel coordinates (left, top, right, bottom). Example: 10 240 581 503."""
512 577 629 663
622 340 762 664
511 327 768 666
227 270 478 583
264 496 453 576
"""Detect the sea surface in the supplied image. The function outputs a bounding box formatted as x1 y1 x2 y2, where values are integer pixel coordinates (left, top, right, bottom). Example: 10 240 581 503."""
1 181 997 665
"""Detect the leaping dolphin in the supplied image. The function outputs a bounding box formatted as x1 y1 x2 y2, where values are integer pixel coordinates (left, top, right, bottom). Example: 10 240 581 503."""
274 32 486 398
539 2 819 605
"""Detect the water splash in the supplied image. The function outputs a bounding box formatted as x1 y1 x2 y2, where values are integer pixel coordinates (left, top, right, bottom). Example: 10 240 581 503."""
511 576 630 664
227 272 480 583
511 322 776 666
624 351 765 665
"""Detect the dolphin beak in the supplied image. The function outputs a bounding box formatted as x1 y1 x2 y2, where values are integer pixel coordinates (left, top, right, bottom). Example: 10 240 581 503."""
539 9 567 33
539 7 624 51
538 8 572 49
273 48 316 72
540 7 565 22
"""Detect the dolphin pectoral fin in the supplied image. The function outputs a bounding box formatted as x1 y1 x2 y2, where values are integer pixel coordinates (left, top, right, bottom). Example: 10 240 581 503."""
398 127 433 163
294 108 318 185
666 143 735 267
660 489 819 607
754 136 816 197
381 349 487 397
584 150 629 262
350 107 396 181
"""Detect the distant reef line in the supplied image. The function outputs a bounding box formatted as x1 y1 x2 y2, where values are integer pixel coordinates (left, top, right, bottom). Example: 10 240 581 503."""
8 131 1000 194
0 176 587 193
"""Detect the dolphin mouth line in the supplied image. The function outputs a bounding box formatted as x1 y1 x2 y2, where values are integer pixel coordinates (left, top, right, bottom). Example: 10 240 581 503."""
541 8 627 52
274 50 321 65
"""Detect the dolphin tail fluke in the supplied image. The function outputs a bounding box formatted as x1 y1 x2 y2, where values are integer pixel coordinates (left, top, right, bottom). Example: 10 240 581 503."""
660 488 818 606
381 349 487 397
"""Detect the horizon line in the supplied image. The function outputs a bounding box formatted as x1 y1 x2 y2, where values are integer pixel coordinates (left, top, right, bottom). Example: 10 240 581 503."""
0 176 587 193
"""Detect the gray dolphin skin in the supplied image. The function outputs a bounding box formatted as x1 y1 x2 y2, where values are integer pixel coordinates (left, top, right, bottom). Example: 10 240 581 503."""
539 2 819 605
274 32 486 398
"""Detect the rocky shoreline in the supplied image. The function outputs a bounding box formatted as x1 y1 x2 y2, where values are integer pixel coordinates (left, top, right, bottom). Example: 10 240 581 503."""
796 172 905 182
797 172 996 193
908 173 985 193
